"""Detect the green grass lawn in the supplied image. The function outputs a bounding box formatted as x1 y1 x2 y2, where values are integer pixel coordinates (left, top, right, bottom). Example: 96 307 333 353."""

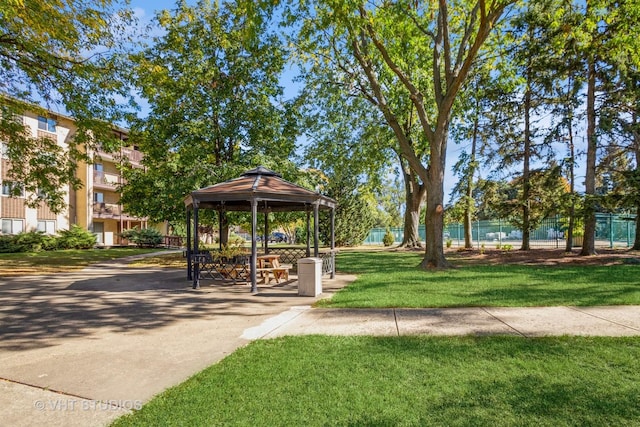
319 251 640 307
112 335 640 426
0 248 165 275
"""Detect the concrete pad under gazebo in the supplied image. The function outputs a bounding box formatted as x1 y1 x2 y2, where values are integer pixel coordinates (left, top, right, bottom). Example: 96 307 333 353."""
183 166 337 293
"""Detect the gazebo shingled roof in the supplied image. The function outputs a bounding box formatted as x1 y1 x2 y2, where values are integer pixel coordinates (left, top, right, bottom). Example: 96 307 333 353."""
184 166 336 211
184 166 336 293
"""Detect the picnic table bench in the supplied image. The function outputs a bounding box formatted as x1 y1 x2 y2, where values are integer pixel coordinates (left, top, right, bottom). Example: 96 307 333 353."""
192 252 291 285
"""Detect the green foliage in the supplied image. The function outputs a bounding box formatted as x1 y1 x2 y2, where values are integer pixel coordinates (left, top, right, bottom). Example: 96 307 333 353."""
0 1 138 212
0 226 96 253
290 0 512 267
210 243 248 261
320 176 376 247
0 231 58 253
0 235 20 253
56 225 97 250
382 229 394 247
120 228 163 248
12 231 57 252
122 0 297 224
477 168 569 232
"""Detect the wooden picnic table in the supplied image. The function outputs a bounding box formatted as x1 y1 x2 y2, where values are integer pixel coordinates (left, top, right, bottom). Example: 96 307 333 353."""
257 254 290 284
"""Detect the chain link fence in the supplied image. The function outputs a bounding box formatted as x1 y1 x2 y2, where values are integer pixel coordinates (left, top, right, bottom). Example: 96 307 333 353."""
364 214 637 249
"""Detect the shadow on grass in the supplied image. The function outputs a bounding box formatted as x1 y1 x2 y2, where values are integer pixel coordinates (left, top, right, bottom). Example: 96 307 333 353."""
113 335 640 426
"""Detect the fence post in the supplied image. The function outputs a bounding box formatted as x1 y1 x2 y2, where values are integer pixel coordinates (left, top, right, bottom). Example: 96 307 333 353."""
628 219 631 248
610 213 614 248
499 219 502 247
476 219 480 249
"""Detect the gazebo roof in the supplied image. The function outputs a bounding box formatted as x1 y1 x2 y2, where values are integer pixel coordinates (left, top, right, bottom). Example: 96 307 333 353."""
184 166 336 212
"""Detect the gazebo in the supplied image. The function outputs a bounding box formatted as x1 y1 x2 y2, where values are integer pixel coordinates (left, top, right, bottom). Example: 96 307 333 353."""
183 166 337 293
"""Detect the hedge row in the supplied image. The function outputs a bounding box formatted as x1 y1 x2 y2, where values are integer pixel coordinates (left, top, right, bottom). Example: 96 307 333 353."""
0 225 97 253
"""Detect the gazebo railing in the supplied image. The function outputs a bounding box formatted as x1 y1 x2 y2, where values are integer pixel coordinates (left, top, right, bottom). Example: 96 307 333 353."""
191 252 251 284
265 246 337 276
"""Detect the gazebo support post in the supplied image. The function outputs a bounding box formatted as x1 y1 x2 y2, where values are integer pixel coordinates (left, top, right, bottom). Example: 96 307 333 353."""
314 203 319 257
306 209 311 257
192 205 200 289
250 198 258 293
331 208 336 279
264 207 269 255
218 209 223 251
186 208 192 280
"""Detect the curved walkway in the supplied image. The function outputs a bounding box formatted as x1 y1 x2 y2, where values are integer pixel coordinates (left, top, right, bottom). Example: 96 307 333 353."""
0 253 638 426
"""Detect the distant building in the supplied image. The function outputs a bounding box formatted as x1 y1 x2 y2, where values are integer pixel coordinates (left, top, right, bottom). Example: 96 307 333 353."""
1 107 149 246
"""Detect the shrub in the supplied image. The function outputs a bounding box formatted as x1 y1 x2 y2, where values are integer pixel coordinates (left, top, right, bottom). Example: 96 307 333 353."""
57 225 97 249
228 232 246 246
446 238 453 248
12 231 55 252
0 235 20 253
120 227 163 247
382 229 395 247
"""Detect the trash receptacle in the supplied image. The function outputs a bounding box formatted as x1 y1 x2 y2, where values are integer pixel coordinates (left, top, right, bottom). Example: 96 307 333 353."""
297 257 322 296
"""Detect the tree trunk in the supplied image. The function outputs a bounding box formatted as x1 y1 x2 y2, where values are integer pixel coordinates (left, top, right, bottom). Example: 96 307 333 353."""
219 211 230 246
633 209 640 250
401 164 426 248
521 56 532 251
565 116 576 253
420 131 449 269
633 114 640 250
581 54 597 256
463 108 479 249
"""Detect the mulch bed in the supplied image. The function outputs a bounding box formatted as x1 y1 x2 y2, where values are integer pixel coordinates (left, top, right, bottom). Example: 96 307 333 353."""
394 246 640 267
449 247 640 266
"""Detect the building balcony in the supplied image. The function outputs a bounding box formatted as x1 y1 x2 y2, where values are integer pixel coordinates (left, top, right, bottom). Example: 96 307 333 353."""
93 202 122 218
93 170 121 190
96 146 143 165
92 202 147 222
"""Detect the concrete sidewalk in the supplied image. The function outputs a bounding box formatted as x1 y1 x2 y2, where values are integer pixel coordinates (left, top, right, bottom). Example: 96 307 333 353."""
249 305 640 339
1 254 639 427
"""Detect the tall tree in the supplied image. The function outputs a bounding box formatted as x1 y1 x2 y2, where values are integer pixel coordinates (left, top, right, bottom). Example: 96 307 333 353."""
579 0 640 255
600 64 640 248
293 7 428 249
291 0 512 268
0 0 137 212
121 0 298 237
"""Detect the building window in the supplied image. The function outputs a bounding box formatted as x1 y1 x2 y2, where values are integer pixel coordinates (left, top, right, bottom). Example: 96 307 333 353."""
37 220 56 235
94 192 104 203
1 181 24 197
0 142 8 159
37 116 57 133
94 163 104 172
2 219 23 234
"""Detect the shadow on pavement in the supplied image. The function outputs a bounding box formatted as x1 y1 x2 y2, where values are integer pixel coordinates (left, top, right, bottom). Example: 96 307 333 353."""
0 267 323 352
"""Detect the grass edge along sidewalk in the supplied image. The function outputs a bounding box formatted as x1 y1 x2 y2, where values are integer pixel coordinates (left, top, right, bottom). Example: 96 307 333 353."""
316 250 640 308
112 335 640 426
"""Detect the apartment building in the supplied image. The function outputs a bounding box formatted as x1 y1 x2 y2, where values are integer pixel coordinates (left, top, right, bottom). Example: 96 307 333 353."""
0 108 148 246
